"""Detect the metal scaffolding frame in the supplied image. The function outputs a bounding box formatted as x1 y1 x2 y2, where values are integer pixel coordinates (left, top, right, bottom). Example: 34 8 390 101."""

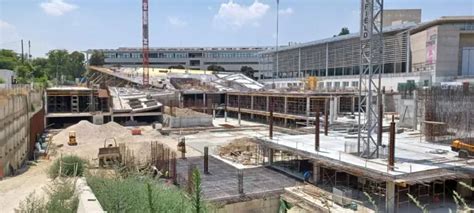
358 0 384 158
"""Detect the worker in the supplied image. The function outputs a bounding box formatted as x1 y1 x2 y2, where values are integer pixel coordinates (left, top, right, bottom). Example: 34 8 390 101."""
303 170 312 183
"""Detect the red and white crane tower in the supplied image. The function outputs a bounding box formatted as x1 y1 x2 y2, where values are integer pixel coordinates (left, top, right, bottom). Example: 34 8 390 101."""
142 0 150 86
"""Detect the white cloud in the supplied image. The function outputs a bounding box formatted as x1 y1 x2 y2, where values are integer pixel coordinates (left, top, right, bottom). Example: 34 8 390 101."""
167 16 188 27
0 20 20 43
278 7 293 15
40 0 78 16
214 0 270 29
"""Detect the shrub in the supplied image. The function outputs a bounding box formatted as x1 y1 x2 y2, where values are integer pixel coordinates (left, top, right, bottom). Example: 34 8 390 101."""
48 155 86 178
87 175 209 212
17 179 78 213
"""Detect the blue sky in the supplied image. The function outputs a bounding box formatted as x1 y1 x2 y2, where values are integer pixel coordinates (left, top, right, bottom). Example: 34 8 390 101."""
1 0 473 57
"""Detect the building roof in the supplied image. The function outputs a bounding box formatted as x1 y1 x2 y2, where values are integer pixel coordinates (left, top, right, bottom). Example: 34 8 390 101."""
260 23 416 54
86 46 273 53
409 16 474 34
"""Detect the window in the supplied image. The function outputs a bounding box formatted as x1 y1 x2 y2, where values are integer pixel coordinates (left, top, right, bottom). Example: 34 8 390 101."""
334 82 341 88
326 82 332 88
351 81 358 88
343 81 349 87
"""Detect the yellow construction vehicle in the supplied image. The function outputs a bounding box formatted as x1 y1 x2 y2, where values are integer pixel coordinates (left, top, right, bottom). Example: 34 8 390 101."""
68 131 77 146
451 138 474 158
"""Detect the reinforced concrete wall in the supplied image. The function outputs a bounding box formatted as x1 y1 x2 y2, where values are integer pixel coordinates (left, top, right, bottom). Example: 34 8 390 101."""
215 196 280 213
164 114 213 128
0 86 44 178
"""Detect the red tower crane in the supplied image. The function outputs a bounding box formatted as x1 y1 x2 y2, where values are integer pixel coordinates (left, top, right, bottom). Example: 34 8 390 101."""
142 0 150 86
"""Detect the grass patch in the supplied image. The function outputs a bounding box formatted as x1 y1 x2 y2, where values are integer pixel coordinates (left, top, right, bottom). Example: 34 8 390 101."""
48 155 86 178
87 175 209 213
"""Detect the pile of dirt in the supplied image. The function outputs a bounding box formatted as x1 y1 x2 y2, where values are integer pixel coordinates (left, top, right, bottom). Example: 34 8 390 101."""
164 106 209 117
52 121 161 163
218 137 259 165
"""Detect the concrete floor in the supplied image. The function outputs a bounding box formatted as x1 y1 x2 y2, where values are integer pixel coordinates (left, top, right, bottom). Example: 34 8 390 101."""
176 156 300 202
202 117 474 176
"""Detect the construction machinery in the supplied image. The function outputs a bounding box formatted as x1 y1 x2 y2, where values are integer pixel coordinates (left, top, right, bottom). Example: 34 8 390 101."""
451 138 474 158
98 138 122 167
68 131 77 146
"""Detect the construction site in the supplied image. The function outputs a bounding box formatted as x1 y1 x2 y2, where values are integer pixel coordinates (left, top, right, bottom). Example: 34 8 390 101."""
1 1 473 213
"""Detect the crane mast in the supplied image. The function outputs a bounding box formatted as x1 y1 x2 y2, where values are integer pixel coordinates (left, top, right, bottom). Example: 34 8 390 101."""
142 0 150 86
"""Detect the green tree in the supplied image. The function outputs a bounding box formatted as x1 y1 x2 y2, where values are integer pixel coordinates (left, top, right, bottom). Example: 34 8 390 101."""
89 50 105 66
240 66 256 79
0 49 19 70
207 64 225 72
191 168 203 213
68 51 85 79
338 27 350 36
0 77 5 84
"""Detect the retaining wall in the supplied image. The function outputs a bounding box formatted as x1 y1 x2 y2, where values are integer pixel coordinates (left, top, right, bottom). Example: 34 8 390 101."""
164 114 213 128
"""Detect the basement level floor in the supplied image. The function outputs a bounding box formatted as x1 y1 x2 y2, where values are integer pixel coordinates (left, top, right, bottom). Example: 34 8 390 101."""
185 117 474 177
176 156 300 202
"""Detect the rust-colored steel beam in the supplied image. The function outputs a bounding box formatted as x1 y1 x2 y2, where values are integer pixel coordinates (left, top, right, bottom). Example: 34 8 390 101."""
315 105 320 151
204 146 209 174
269 97 274 139
324 99 329 136
388 115 396 170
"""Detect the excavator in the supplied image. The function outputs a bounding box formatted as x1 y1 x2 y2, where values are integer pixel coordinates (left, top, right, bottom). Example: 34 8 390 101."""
451 138 474 158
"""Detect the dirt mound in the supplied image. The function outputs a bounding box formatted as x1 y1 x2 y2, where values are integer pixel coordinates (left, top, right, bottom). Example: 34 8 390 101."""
52 121 161 163
218 137 259 165
164 106 209 117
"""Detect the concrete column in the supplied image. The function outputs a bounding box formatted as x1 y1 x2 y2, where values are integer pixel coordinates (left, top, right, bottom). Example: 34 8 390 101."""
312 163 321 184
212 108 216 120
266 96 270 122
284 96 288 114
238 112 241 126
202 93 206 114
306 97 311 126
268 149 274 165
224 94 228 122
329 97 336 124
386 181 396 213
250 95 254 119
336 96 340 116
351 96 355 115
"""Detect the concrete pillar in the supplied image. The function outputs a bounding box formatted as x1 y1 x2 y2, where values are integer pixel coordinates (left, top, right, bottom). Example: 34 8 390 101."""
306 97 311 126
268 149 274 165
329 98 335 124
203 93 206 113
386 181 396 213
212 108 216 120
351 96 355 115
238 112 241 126
312 163 321 184
250 95 254 119
335 97 340 116
225 94 228 122
266 96 270 122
